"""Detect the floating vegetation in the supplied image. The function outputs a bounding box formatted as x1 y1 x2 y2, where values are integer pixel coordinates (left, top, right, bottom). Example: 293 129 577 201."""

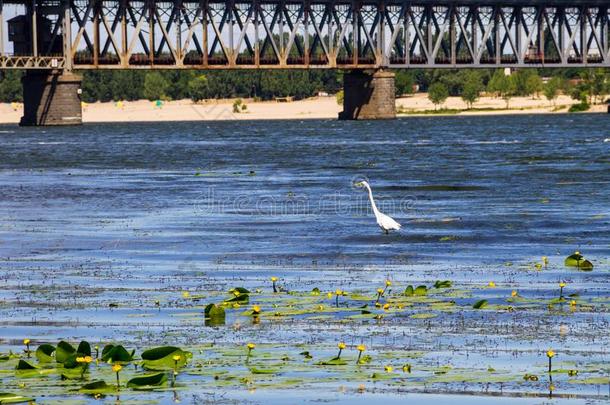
1 275 608 403
565 251 594 270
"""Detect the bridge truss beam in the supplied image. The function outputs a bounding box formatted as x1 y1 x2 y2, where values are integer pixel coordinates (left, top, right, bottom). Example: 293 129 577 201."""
0 0 609 69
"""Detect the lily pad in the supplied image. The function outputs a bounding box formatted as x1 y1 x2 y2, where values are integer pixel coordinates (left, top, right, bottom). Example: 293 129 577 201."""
473 299 488 309
15 360 37 370
141 346 192 370
0 393 35 404
414 286 428 296
79 380 116 394
100 345 134 364
318 357 347 366
204 304 226 321
564 252 584 267
127 372 168 390
434 280 452 289
578 260 594 271
76 341 91 357
35 344 56 363
55 341 76 364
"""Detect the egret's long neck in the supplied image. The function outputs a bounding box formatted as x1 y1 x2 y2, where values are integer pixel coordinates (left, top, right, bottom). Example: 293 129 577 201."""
364 184 380 216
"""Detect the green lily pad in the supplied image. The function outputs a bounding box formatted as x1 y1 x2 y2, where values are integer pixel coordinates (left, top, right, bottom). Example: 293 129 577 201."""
127 372 168 390
141 347 192 370
35 344 56 363
15 360 37 370
414 286 428 296
204 304 226 321
101 345 134 364
578 260 593 271
55 341 76 364
76 341 91 357
0 393 35 404
564 252 583 267
404 285 414 296
318 357 347 366
434 280 452 288
79 380 116 394
249 367 278 374
473 299 488 309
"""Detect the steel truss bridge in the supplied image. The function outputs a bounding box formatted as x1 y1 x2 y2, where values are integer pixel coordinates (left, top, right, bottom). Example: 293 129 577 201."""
0 0 609 70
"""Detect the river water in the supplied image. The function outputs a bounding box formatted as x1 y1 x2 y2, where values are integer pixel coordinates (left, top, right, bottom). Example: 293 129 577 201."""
0 115 608 404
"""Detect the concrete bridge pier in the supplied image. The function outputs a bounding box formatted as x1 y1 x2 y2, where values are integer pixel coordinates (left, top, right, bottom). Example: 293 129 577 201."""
339 70 395 120
20 71 83 126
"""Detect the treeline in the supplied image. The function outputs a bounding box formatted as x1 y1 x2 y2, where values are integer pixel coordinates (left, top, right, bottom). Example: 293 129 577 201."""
423 68 609 111
0 68 608 104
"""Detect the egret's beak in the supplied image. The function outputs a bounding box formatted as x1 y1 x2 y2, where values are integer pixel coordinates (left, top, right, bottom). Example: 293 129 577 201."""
354 182 363 187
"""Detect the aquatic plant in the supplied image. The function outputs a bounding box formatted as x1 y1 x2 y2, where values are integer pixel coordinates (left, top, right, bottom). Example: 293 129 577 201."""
564 251 594 270
336 342 346 359
334 289 343 307
546 350 555 372
559 282 566 299
246 343 255 363
271 277 278 293
356 344 366 364
76 355 93 379
23 339 30 358
112 363 122 389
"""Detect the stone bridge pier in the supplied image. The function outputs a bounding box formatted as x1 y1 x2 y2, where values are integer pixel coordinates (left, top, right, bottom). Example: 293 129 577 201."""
20 71 82 126
339 70 395 120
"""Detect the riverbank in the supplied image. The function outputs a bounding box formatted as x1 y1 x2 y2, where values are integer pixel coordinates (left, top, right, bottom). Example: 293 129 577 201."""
0 93 606 123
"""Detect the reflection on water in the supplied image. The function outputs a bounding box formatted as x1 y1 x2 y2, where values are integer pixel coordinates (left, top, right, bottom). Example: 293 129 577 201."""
0 114 608 403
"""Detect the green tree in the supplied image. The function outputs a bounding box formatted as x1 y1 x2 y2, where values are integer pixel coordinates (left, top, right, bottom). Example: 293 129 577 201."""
488 70 516 108
188 75 209 102
428 82 449 109
395 71 415 96
525 73 543 98
0 71 24 102
543 77 562 106
460 71 482 109
143 72 170 100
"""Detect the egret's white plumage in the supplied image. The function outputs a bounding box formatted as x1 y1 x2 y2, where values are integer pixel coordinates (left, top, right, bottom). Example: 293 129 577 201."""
356 180 401 234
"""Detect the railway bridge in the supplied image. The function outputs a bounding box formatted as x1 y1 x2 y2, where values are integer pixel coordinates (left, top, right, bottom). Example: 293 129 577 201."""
1 0 608 124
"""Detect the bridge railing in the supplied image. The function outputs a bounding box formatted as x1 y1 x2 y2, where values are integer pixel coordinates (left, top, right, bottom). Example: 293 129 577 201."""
0 0 609 69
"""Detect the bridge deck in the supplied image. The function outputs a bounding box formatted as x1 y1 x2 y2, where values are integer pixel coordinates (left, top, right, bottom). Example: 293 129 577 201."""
1 0 608 70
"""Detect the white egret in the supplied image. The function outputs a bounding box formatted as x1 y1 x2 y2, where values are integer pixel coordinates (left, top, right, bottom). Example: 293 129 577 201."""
355 180 401 234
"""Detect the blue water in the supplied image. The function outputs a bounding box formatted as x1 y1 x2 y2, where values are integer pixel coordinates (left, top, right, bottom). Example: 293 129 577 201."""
0 115 608 403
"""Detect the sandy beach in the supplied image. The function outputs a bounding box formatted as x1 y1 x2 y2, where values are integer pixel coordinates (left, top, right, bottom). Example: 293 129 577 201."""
0 93 606 124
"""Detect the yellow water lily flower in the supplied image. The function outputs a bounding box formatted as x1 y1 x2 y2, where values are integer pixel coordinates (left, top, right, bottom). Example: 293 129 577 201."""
252 305 261 314
338 342 346 350
384 365 393 373
112 364 122 373
335 289 343 296
403 364 412 373
546 350 555 358
377 288 384 294
357 344 366 352
385 280 392 287
172 355 181 362
23 339 30 345
542 256 548 265
488 281 496 287
182 291 190 298
76 356 85 363
511 290 518 297
570 300 576 306
559 282 566 288
327 292 333 299
383 303 390 310
271 276 278 282
247 343 256 350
